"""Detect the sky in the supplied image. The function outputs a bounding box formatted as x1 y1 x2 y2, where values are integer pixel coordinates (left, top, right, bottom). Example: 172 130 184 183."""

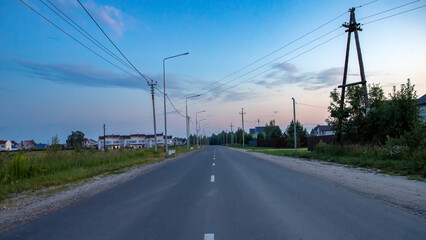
1 0 425 143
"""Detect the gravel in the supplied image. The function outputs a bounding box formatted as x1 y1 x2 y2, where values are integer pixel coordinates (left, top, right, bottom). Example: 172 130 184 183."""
0 152 192 232
230 148 426 218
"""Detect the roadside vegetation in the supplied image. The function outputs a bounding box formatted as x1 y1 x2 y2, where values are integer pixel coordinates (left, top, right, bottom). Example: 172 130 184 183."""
225 79 425 179
0 146 189 201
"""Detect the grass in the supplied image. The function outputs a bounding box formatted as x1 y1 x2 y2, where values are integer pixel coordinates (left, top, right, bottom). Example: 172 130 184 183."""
228 144 425 179
0 146 190 201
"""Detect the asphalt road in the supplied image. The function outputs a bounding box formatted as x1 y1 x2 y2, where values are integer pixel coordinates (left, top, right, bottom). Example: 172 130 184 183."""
2 146 426 240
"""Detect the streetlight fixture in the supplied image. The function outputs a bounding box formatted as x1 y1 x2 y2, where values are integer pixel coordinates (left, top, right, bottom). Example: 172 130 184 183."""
163 52 189 157
186 94 201 150
195 110 205 148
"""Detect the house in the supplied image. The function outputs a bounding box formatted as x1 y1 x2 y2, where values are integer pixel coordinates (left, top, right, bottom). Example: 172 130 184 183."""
311 125 335 136
0 140 12 151
249 126 266 138
36 143 48 149
418 94 426 122
172 137 185 146
82 138 98 149
20 140 37 150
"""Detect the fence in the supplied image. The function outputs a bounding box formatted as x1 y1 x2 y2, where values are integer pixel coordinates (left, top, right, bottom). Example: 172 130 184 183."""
307 135 336 151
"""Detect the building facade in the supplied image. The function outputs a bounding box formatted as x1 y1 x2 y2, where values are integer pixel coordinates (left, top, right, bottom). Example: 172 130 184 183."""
98 133 173 150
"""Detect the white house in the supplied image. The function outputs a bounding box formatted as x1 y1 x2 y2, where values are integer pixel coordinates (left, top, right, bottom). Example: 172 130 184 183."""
311 125 335 136
98 133 172 150
0 140 12 151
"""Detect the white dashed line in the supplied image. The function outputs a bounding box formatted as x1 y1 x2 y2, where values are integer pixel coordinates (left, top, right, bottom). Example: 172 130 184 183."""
204 233 214 240
210 175 215 182
212 163 215 166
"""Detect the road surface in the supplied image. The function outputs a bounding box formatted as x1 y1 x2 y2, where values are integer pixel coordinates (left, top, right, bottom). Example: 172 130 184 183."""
1 146 426 239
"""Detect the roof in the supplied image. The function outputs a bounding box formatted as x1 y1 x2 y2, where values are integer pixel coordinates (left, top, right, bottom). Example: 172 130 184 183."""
317 125 333 131
0 140 7 144
418 94 426 105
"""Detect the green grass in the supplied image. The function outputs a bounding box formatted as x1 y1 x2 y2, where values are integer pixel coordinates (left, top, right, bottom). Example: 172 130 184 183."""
0 146 190 201
249 145 425 179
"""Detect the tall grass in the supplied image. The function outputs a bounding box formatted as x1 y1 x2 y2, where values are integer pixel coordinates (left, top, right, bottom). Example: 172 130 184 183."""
0 146 187 200
252 143 426 178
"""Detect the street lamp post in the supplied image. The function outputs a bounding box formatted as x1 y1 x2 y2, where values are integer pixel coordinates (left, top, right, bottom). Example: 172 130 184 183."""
292 97 297 152
195 110 205 148
163 52 189 157
198 118 207 148
186 94 201 150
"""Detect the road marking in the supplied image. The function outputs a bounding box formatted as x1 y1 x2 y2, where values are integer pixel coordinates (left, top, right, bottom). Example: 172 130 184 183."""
212 163 215 166
210 175 215 182
204 233 214 240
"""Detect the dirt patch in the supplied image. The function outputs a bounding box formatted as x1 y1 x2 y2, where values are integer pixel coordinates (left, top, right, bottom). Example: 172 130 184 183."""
0 151 193 232
230 148 426 218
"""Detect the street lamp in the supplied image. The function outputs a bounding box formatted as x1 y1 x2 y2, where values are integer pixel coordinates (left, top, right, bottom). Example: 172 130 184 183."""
292 97 297 152
195 110 205 148
163 52 189 157
202 123 209 145
186 94 201 150
198 118 207 148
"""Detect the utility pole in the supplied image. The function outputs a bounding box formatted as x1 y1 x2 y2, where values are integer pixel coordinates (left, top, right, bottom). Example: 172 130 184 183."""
239 108 246 147
337 7 369 143
257 118 260 127
292 98 297 152
229 123 233 145
148 81 158 151
103 123 106 151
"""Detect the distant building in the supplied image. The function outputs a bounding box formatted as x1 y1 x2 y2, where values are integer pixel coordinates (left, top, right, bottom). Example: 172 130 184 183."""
418 94 426 122
82 138 98 149
36 143 48 149
311 125 335 136
0 140 12 151
20 140 36 150
98 133 172 150
249 126 266 138
172 137 185 146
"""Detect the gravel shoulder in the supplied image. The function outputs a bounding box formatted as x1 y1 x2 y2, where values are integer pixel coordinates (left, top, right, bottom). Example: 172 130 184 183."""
0 151 195 232
229 147 426 218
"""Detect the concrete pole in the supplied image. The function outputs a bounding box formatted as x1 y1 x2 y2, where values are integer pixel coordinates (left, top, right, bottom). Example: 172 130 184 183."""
292 97 297 152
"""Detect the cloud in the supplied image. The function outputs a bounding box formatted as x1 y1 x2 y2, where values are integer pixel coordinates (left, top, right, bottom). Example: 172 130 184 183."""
15 59 149 90
83 1 125 36
257 62 343 91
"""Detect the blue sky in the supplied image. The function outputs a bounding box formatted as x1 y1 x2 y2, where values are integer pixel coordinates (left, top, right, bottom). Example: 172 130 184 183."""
1 0 425 143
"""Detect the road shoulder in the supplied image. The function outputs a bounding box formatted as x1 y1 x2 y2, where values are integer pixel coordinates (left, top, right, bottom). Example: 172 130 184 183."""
228 147 426 218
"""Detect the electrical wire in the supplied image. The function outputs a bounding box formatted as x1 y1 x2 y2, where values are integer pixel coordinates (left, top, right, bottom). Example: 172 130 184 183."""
77 0 151 84
296 102 328 109
17 0 147 91
363 4 426 25
42 0 134 71
359 0 420 21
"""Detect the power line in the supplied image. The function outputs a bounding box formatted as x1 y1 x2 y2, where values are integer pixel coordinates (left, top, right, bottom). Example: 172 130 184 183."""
180 11 347 99
76 0 151 84
363 4 426 25
355 0 379 9
296 102 328 109
166 94 186 118
42 0 134 71
359 0 421 21
17 0 146 87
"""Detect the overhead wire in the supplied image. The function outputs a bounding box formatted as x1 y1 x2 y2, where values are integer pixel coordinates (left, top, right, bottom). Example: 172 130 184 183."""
76 0 152 84
42 0 135 71
363 4 426 25
359 0 421 21
17 0 147 92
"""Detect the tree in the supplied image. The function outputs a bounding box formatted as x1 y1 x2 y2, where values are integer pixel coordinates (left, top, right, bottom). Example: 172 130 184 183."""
264 120 282 140
286 120 308 148
50 134 60 152
327 79 421 144
257 132 265 140
66 131 85 148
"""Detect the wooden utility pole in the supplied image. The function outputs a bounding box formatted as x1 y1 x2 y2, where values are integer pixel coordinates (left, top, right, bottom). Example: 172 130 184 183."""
148 81 158 151
337 7 369 143
239 108 246 147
